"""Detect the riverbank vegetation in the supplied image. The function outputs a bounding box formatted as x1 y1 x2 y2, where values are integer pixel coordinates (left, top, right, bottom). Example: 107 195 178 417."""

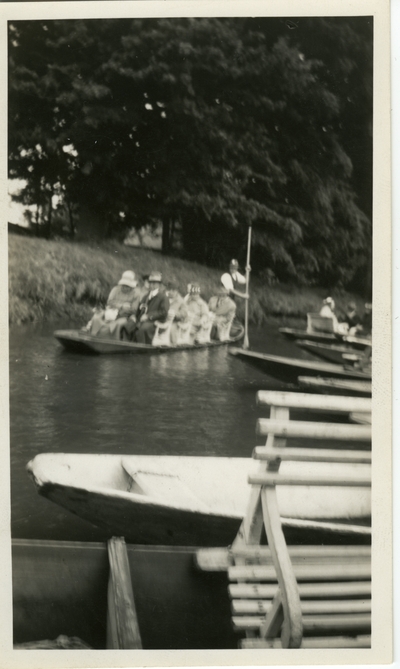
9 235 365 326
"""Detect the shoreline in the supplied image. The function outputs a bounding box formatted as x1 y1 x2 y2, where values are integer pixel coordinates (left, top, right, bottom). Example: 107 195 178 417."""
9 234 365 327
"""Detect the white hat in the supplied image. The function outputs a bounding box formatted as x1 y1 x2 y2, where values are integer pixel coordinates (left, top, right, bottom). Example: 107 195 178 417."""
118 270 137 288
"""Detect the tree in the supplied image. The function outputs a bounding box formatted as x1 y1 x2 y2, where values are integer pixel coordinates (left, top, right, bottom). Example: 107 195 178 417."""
9 17 372 288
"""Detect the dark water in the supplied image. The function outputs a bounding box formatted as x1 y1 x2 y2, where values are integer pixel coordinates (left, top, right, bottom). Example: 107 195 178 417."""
9 318 312 542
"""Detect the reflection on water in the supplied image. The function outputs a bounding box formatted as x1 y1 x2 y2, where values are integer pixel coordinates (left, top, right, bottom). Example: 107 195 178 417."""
9 319 309 541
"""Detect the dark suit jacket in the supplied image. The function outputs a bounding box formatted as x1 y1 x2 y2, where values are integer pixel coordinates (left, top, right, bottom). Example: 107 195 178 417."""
137 289 170 323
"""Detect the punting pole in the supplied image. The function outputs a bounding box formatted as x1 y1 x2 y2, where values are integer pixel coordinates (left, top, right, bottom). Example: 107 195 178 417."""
243 224 252 350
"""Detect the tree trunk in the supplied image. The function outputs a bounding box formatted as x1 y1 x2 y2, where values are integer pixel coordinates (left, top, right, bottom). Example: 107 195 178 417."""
66 199 75 239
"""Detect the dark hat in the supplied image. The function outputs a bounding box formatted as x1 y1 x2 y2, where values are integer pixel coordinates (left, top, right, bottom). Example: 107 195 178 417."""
148 271 162 283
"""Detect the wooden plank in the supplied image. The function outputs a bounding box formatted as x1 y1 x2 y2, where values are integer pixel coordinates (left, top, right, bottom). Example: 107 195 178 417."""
240 635 371 649
257 418 371 441
229 562 371 582
231 406 289 549
303 613 371 632
194 548 231 571
234 613 371 633
249 472 371 487
281 517 371 537
229 581 371 599
259 590 284 639
232 599 371 615
106 537 142 650
253 446 372 464
231 545 371 559
256 391 371 414
260 487 303 648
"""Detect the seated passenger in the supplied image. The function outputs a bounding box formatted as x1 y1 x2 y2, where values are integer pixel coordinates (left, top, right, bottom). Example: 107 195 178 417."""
185 283 210 343
208 288 236 341
360 303 372 337
166 285 190 346
342 301 362 336
319 296 341 331
88 270 140 339
122 271 170 344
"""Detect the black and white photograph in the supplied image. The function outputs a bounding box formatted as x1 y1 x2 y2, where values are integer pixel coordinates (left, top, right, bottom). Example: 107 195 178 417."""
1 0 392 666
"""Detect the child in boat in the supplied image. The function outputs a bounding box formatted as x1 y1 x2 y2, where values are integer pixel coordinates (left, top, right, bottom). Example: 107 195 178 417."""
87 271 141 338
185 283 211 343
208 288 236 341
319 297 350 336
166 284 190 345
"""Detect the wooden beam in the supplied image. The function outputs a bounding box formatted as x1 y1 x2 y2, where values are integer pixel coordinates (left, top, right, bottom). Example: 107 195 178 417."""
257 418 371 441
228 562 371 582
256 391 371 414
249 472 371 487
229 581 371 599
232 599 371 615
240 635 371 649
253 446 372 464
107 537 142 650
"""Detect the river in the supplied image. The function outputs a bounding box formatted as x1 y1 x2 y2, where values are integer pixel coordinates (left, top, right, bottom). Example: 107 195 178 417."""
9 319 313 542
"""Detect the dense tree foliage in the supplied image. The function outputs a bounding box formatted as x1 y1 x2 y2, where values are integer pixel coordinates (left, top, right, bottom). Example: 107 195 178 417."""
9 17 372 288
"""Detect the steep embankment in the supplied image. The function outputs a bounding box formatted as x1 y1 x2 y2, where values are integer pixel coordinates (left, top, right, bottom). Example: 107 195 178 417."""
8 235 362 326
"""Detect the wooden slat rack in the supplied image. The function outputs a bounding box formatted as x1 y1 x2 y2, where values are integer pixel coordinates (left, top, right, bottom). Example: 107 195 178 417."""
196 391 371 649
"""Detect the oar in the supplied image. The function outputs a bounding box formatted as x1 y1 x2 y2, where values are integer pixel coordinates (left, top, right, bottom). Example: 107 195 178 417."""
243 224 252 350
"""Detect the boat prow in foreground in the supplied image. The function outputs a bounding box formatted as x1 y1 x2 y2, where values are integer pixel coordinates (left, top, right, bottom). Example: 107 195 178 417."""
27 453 371 547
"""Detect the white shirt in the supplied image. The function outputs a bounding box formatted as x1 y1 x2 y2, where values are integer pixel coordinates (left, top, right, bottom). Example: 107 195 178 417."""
221 271 246 292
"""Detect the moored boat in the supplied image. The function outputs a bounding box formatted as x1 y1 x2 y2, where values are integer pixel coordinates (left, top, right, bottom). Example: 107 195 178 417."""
295 340 369 365
279 327 371 350
54 322 244 355
229 347 371 384
27 453 371 547
298 376 372 397
12 538 237 650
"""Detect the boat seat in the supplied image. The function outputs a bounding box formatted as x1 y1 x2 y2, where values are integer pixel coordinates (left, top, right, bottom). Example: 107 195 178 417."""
121 461 211 513
307 313 335 334
195 391 371 649
152 310 175 347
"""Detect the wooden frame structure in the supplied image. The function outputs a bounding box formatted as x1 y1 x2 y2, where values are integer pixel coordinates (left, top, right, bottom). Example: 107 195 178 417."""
196 391 371 649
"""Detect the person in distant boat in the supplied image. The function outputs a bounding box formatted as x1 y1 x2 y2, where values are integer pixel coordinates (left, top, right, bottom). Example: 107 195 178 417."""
220 259 249 301
123 271 170 344
360 303 372 336
208 288 236 341
185 283 211 343
342 302 362 335
166 284 190 345
88 270 141 338
319 297 341 332
319 297 349 335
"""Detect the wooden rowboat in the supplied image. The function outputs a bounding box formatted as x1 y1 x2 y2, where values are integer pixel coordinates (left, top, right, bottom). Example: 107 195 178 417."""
27 453 371 547
295 340 368 365
12 538 237 650
229 348 371 384
54 323 244 354
298 376 372 397
279 327 371 350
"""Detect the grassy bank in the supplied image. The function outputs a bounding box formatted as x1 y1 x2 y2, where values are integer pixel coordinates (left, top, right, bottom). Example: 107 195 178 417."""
9 235 364 326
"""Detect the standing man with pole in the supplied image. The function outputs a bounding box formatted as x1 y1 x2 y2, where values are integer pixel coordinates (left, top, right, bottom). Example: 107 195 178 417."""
220 251 250 345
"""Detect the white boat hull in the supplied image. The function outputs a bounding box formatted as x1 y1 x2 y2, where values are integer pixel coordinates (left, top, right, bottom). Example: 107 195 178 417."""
27 454 371 546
